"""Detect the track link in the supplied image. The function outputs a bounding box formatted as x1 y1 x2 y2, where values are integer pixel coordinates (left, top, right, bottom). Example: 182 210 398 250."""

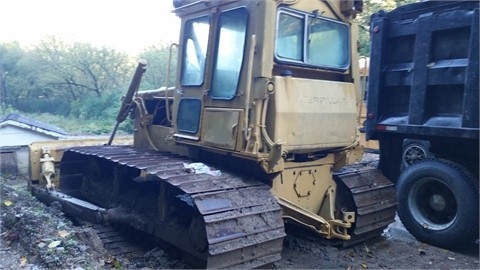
92 224 146 257
334 164 398 246
59 145 286 269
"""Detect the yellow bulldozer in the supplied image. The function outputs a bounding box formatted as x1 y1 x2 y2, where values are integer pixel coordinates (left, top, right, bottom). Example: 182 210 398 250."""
29 0 397 268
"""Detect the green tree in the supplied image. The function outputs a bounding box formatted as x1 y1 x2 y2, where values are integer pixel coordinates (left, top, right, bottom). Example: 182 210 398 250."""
0 37 136 117
34 36 133 100
138 42 177 90
0 42 25 109
356 0 419 56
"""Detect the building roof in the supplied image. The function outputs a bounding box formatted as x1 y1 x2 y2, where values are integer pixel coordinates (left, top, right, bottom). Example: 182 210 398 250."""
0 113 68 137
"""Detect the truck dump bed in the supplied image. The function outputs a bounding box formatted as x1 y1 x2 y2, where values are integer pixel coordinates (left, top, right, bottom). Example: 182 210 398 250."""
366 1 479 140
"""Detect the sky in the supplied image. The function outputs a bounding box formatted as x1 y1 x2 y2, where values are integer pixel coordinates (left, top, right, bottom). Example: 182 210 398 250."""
0 0 181 55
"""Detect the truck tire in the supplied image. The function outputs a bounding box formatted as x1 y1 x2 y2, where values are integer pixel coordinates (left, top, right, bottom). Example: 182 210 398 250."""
396 159 479 249
402 140 430 169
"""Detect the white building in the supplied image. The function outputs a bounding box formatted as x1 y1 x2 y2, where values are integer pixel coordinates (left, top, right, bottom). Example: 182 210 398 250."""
0 113 67 176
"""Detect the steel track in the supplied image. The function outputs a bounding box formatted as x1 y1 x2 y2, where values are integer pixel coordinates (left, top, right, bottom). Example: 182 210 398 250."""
59 145 286 269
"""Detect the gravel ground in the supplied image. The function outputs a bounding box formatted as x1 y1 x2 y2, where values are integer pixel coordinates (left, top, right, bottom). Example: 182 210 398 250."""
1 167 478 269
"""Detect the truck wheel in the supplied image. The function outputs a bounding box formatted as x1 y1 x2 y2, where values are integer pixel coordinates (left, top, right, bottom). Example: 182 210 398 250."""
402 140 430 168
396 159 479 249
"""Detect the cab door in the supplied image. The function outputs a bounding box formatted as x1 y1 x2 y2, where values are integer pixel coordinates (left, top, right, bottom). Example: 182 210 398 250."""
174 6 250 151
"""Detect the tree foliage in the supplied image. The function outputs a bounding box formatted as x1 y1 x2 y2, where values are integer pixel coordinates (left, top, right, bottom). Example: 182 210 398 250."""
138 42 177 90
0 37 134 117
34 36 133 99
355 0 419 56
0 42 26 108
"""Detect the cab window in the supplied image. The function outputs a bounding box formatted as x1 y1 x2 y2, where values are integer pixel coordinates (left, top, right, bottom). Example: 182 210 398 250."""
181 16 210 86
276 10 350 70
210 8 248 100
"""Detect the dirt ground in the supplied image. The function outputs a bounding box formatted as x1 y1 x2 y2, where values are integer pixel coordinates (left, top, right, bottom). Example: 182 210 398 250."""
1 174 478 269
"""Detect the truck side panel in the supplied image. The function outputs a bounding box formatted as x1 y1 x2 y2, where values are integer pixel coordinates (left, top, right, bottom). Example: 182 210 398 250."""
367 1 479 140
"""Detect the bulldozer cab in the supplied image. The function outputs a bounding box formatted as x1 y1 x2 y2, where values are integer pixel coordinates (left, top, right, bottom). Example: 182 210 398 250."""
143 0 364 164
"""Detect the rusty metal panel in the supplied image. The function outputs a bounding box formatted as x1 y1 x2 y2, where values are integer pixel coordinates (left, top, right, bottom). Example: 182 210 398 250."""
0 151 17 176
201 108 241 150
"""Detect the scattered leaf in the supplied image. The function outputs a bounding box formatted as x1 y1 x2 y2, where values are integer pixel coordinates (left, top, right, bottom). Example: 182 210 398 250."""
418 249 426 255
448 257 455 260
57 230 70 238
105 256 114 264
19 256 27 267
48 240 61 248
361 262 368 269
4 200 12 206
113 259 122 269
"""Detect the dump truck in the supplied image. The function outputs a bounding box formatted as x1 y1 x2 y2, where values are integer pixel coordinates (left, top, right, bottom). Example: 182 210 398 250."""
29 0 398 268
366 1 479 249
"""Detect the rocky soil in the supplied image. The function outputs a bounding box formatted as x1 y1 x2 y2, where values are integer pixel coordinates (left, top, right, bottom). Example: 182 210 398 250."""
1 169 478 269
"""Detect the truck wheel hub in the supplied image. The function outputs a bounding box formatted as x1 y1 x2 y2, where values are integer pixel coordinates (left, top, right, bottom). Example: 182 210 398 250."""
428 194 446 212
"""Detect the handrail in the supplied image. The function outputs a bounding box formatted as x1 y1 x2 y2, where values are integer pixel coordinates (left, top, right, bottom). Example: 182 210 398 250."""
165 43 178 124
